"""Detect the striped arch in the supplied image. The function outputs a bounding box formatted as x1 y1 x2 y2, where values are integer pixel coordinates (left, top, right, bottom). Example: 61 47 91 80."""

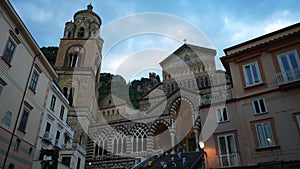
115 125 130 135
170 97 195 115
149 119 171 136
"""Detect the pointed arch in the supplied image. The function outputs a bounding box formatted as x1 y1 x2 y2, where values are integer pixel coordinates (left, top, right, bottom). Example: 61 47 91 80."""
130 123 149 153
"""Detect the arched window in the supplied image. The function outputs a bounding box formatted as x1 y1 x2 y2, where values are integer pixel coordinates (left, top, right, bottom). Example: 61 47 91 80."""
68 87 75 106
184 55 190 62
68 31 72 38
64 46 84 68
78 27 84 37
132 124 148 153
63 87 68 97
111 130 127 155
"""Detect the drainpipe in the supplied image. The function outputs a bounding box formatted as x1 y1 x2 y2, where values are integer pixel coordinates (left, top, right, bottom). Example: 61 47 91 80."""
3 54 40 169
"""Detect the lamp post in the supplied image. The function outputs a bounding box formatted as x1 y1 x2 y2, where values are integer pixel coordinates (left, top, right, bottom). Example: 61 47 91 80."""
199 141 208 169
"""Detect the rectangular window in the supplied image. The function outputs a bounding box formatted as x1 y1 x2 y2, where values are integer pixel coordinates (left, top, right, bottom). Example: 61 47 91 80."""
255 121 275 148
14 139 21 151
45 122 51 133
243 61 262 87
252 98 267 114
216 107 229 123
55 130 60 140
50 95 56 110
2 39 16 64
29 71 39 91
217 134 239 167
62 157 71 167
60 105 65 120
18 109 29 132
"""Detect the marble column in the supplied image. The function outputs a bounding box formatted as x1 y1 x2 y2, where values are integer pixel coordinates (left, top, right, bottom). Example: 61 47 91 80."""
169 128 176 154
194 127 200 152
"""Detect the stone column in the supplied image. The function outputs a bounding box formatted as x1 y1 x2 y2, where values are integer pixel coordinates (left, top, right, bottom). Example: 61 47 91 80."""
169 128 176 154
193 126 200 152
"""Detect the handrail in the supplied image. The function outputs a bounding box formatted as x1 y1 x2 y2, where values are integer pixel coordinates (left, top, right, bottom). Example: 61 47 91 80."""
190 151 204 169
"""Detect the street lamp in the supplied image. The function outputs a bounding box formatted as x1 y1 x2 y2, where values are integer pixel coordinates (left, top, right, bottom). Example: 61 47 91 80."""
89 162 92 166
199 141 208 169
199 141 205 149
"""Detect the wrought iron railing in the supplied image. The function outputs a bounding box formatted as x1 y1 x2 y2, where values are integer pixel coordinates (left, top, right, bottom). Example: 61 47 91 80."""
276 68 300 85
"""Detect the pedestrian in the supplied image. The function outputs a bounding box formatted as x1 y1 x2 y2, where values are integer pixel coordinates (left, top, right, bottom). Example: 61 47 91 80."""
172 161 177 169
147 160 152 169
160 161 164 169
177 151 182 159
182 156 188 169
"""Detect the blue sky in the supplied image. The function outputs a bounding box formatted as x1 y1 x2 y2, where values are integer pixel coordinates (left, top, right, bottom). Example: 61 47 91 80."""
10 0 300 81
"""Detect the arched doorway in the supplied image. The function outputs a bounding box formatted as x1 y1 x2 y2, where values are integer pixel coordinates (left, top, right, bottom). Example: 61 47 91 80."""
152 121 171 152
173 98 195 152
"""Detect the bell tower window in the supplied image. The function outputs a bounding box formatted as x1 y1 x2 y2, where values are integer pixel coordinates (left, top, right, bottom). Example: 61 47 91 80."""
69 54 78 67
64 46 85 68
78 27 84 38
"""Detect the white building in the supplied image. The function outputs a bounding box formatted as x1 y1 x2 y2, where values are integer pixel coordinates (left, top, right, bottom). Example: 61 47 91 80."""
33 81 86 169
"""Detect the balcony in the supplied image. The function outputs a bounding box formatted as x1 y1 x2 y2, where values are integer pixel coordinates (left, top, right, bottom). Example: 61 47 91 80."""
65 123 74 137
62 143 86 156
276 68 300 86
54 139 63 149
201 89 233 106
42 132 53 143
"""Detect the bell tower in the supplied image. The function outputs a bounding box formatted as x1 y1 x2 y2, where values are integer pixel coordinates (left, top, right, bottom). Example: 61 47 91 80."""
54 4 103 147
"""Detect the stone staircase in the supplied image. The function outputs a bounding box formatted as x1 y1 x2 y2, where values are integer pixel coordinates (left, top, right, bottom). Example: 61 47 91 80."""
133 151 204 169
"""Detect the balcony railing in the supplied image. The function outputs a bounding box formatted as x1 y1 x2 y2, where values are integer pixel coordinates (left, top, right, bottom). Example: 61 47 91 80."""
62 143 86 155
42 132 53 143
65 123 74 137
276 68 300 85
55 139 63 149
201 89 233 106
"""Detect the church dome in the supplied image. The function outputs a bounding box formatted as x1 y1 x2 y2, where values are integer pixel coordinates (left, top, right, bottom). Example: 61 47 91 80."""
73 4 102 26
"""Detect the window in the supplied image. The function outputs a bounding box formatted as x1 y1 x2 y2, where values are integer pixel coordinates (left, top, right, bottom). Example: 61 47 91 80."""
296 115 300 128
184 55 190 62
217 134 239 167
14 139 21 151
45 122 51 133
18 109 29 131
243 61 262 87
29 71 39 91
255 121 275 148
252 98 267 114
216 107 229 123
62 157 71 167
277 50 300 82
55 130 60 146
2 39 16 64
2 111 12 127
60 106 65 120
0 77 7 97
76 157 81 169
50 95 56 110
28 147 33 155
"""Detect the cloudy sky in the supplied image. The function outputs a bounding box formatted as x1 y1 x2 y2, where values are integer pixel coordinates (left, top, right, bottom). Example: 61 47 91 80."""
10 0 300 81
